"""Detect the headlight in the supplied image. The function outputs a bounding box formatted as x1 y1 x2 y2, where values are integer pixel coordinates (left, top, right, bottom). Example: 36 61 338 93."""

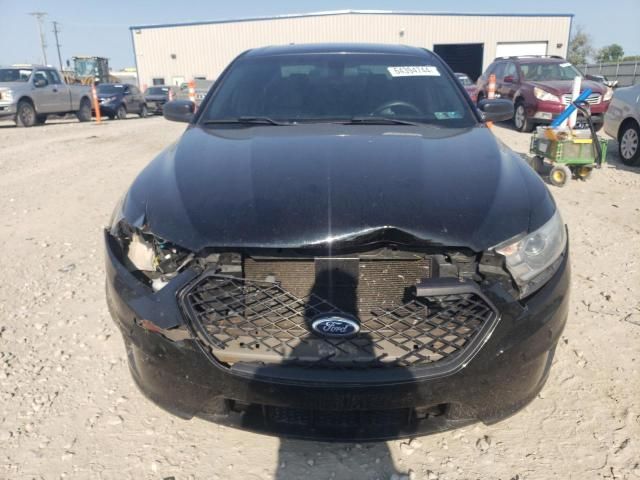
109 206 194 291
533 87 561 103
102 95 117 103
0 90 13 101
603 87 613 102
495 210 567 298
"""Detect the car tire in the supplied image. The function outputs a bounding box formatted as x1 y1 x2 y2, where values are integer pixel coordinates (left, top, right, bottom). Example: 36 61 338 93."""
35 114 47 125
76 98 92 122
139 104 148 118
514 101 533 132
618 121 640 166
573 166 592 180
549 164 571 187
15 100 36 127
117 105 127 120
531 155 544 173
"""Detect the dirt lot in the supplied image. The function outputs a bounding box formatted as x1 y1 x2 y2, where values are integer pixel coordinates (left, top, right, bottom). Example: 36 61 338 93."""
0 116 638 480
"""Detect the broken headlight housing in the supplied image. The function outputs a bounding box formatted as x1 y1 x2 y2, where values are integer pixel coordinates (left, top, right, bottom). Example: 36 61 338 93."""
494 210 567 298
109 202 193 291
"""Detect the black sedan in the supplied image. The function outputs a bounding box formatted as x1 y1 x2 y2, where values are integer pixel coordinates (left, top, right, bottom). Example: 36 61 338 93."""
105 44 570 441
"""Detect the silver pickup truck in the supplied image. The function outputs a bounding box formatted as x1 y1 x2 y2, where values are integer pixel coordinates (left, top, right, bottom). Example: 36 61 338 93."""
0 65 92 127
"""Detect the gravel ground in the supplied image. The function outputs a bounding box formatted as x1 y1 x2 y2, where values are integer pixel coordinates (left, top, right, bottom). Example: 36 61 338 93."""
0 116 639 480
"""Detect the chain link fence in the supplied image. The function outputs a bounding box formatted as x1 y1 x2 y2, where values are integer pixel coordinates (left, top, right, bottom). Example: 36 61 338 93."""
577 61 640 87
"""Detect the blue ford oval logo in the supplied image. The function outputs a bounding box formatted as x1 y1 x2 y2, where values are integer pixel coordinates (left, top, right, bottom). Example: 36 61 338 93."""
311 315 360 338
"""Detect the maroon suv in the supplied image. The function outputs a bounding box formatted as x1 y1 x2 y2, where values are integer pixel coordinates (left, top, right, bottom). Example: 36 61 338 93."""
476 56 613 132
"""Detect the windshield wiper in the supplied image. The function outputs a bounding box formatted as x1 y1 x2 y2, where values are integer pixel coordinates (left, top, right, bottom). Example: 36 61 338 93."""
344 116 422 126
203 116 290 126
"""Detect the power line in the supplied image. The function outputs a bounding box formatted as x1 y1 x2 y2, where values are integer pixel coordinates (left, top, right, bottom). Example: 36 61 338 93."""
52 21 64 71
29 12 48 65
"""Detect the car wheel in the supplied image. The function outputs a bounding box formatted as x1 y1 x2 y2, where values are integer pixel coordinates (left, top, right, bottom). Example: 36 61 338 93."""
573 166 592 180
531 155 544 173
76 98 92 122
117 105 127 120
514 101 533 132
139 104 148 118
15 100 36 127
619 122 640 166
35 114 47 125
549 164 571 187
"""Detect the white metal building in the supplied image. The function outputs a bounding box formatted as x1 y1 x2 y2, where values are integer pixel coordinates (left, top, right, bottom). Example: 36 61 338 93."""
130 10 572 89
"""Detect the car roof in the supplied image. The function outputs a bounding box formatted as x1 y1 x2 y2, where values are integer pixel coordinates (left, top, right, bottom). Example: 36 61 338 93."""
244 43 431 58
495 56 566 64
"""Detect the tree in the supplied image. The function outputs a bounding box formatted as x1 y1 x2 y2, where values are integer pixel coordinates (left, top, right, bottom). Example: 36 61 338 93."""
596 44 625 63
622 55 640 62
567 25 594 65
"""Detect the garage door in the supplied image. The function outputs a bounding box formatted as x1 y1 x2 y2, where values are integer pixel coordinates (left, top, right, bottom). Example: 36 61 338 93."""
496 42 548 58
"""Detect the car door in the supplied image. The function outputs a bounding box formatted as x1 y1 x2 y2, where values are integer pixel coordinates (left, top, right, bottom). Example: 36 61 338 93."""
31 70 57 113
45 69 71 112
122 85 136 112
131 85 144 112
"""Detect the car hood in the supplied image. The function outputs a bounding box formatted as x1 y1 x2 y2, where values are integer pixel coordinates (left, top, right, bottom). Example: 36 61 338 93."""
121 124 555 252
0 82 29 90
530 79 606 95
97 92 123 99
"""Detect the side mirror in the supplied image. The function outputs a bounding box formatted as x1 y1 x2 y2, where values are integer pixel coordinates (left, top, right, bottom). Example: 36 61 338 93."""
503 75 514 84
478 98 514 122
163 100 195 123
34 78 48 88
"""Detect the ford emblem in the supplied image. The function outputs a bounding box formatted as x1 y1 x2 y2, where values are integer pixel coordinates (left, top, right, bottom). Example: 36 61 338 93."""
311 315 360 338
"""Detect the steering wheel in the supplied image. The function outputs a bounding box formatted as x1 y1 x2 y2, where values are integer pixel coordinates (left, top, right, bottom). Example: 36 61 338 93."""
372 100 422 116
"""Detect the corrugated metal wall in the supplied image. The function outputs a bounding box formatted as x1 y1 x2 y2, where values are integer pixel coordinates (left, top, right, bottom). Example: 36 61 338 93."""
131 13 571 88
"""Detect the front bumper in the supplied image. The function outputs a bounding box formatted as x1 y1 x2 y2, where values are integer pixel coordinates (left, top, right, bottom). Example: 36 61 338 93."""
105 232 570 441
527 99 609 126
0 103 17 118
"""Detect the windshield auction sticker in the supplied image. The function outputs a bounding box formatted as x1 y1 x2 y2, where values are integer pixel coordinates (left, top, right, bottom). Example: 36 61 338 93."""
387 66 441 77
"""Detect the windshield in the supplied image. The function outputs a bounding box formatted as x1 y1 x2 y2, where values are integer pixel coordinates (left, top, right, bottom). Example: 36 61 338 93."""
0 68 32 82
521 62 583 81
202 53 475 127
145 86 169 95
455 74 473 86
97 84 125 94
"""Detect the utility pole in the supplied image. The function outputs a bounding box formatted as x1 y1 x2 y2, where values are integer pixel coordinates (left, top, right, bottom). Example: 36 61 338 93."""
29 12 48 65
52 21 64 72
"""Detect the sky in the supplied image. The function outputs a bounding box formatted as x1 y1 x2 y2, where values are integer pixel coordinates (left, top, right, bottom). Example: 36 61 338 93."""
1 0 639 70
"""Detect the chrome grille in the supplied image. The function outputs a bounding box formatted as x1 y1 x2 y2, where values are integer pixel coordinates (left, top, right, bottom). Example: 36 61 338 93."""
562 92 601 105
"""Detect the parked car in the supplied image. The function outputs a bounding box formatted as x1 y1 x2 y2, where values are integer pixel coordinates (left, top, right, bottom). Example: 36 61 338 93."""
176 79 214 106
144 85 177 115
0 64 92 127
106 44 569 440
604 84 640 165
476 56 613 132
455 72 478 102
96 83 147 120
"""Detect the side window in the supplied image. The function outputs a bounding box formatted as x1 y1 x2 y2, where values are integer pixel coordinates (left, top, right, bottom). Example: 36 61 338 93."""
46 70 62 84
33 70 48 85
503 63 518 81
492 62 506 80
480 62 496 82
